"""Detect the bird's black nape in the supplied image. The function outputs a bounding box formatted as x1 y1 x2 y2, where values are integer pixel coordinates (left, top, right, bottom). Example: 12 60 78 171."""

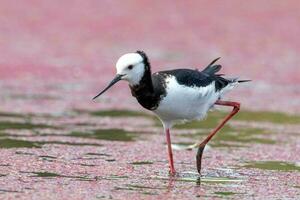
136 50 150 70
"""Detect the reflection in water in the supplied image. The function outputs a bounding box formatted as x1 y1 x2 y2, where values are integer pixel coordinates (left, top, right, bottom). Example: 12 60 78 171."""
163 175 202 198
196 177 201 186
166 176 176 192
164 172 244 198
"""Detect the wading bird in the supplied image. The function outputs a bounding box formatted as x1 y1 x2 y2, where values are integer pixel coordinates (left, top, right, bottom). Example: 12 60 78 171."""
93 51 249 175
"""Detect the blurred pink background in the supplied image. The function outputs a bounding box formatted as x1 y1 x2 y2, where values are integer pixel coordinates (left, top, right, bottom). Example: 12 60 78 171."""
0 0 299 114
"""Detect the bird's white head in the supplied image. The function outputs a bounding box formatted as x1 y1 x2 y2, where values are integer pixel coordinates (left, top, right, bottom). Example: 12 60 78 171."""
115 52 146 86
93 51 149 100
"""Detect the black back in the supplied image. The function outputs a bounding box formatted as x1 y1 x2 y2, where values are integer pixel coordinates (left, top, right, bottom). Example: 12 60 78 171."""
157 57 232 91
129 52 233 111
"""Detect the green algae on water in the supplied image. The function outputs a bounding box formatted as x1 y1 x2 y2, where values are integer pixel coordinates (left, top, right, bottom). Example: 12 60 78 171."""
70 129 137 141
32 172 60 177
213 128 276 146
38 155 57 159
85 152 111 157
0 112 25 118
114 184 161 195
30 171 94 180
0 138 41 148
0 121 57 130
177 127 276 148
234 111 300 124
243 161 300 172
174 112 227 129
104 175 129 180
0 137 103 149
131 161 153 165
215 191 238 196
125 184 165 190
153 175 243 184
174 110 300 130
38 141 102 147
84 109 149 117
15 151 35 156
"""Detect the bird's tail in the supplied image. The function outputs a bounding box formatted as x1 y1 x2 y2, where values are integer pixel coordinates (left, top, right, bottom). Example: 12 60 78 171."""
203 58 251 83
202 57 222 75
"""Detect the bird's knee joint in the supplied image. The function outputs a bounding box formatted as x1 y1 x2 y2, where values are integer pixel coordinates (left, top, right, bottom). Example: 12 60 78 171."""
233 102 240 111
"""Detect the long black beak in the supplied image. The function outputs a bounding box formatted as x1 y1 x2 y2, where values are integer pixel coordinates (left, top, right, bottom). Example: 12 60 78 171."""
92 74 124 100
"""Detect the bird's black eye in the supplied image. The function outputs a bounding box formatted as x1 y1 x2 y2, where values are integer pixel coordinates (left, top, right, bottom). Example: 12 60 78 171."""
128 65 133 70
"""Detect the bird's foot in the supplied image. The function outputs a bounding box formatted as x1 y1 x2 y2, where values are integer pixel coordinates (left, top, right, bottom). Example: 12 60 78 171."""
196 145 206 174
169 167 177 176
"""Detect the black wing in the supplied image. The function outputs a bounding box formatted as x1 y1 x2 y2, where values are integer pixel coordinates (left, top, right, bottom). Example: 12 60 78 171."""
156 58 232 91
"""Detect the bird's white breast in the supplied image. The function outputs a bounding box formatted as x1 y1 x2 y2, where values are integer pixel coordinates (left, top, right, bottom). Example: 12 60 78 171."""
153 76 220 124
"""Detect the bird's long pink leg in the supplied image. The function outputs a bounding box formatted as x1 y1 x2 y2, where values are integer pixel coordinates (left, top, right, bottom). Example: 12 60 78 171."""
165 128 176 175
196 100 240 174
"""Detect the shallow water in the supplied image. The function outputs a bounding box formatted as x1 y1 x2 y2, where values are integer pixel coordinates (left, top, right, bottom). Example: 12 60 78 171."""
0 109 299 199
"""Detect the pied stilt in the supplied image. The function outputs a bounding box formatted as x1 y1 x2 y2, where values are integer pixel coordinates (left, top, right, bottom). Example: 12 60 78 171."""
93 51 250 175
